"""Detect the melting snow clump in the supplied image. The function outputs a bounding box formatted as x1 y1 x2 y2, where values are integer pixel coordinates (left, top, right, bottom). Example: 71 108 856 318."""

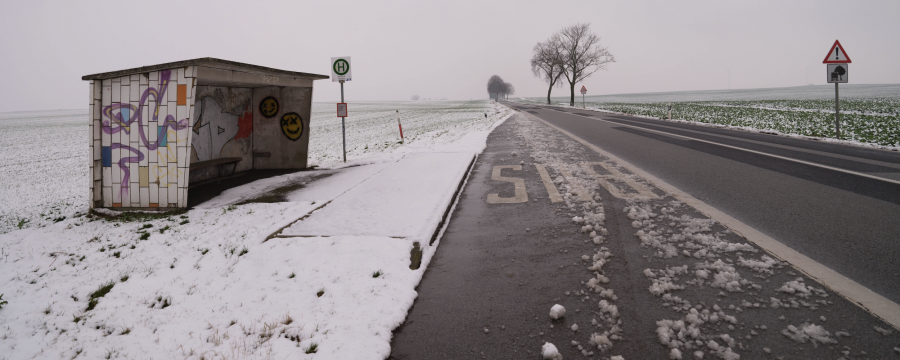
541 342 563 360
549 304 566 319
781 323 837 347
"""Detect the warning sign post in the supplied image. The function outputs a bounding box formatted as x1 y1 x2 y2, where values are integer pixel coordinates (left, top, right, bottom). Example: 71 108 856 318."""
580 86 587 108
822 41 852 139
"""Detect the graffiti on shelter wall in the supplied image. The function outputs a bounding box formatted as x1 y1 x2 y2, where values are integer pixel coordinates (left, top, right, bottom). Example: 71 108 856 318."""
191 87 253 170
100 69 191 205
280 112 304 141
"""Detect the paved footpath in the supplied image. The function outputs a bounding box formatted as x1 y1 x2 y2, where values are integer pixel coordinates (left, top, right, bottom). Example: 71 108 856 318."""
389 112 900 359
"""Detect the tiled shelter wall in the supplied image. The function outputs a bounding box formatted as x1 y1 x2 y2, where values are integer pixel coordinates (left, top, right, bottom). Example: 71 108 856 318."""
88 67 196 209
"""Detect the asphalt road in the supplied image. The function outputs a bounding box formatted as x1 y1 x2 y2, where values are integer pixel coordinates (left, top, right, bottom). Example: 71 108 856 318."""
389 111 900 359
506 101 900 305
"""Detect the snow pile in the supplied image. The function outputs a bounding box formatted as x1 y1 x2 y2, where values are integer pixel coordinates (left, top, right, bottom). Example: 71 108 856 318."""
781 323 837 347
550 304 567 319
542 342 563 360
737 255 778 274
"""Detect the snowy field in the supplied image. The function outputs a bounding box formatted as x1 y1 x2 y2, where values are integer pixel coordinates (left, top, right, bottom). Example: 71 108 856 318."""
0 101 502 235
0 100 513 360
521 84 900 147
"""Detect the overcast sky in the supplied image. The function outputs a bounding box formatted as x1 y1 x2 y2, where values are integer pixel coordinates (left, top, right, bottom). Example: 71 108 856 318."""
1 0 897 112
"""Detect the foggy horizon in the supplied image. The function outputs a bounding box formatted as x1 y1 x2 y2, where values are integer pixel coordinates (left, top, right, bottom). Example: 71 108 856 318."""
1 0 898 112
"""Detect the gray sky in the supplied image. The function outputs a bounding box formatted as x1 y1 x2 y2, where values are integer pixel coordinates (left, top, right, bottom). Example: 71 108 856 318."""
1 0 897 112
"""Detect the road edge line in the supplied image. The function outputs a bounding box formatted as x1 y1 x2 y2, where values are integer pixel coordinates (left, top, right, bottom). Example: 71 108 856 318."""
531 114 900 331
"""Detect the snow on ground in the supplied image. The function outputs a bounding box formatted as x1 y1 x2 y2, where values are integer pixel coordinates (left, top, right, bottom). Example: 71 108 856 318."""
0 110 88 235
0 101 513 360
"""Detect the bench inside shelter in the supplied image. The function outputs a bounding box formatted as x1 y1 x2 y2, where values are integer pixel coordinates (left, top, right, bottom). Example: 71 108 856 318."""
189 157 243 184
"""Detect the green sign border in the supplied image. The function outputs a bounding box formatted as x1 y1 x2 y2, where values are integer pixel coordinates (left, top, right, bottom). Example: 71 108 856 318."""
333 59 350 76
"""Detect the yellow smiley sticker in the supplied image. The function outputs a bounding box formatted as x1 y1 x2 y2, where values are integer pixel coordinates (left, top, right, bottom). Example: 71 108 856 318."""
260 96 279 118
280 112 304 141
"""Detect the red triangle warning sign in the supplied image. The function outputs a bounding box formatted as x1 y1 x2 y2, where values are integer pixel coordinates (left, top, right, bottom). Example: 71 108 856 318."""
580 86 587 92
823 40 851 64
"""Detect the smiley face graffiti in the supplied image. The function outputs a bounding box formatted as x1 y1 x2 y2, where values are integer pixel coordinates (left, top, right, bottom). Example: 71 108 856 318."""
280 112 304 141
259 96 279 118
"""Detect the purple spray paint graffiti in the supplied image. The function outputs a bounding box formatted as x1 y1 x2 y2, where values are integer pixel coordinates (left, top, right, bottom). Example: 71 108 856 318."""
102 70 189 200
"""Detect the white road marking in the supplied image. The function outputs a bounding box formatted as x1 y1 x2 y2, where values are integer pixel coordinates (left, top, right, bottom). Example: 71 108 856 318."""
486 165 529 204
553 107 900 186
581 161 661 200
530 113 900 331
535 164 564 203
604 115 900 171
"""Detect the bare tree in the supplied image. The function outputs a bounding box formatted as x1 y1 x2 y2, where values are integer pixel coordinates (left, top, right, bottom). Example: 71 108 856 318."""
487 75 505 100
504 82 515 100
558 23 615 106
531 35 565 104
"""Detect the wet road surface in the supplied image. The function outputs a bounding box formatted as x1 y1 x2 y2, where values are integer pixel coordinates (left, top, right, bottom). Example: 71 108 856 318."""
389 112 900 359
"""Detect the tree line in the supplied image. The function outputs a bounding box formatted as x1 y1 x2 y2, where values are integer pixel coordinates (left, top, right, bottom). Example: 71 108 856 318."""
531 23 615 105
486 75 515 100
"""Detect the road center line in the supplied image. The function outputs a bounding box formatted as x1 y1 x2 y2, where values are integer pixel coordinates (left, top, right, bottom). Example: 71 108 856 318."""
598 114 900 172
527 112 900 331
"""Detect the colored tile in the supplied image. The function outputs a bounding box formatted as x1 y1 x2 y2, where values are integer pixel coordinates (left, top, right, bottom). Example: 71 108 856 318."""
177 84 187 105
102 147 112 167
139 166 149 187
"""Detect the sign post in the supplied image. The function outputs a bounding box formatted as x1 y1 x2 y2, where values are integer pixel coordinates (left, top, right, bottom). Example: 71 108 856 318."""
332 57 352 162
580 85 587 109
823 40 851 139
396 110 404 143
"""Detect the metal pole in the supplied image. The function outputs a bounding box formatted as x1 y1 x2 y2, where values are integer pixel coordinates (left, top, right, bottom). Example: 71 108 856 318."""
341 80 346 162
835 82 841 140
582 93 585 108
